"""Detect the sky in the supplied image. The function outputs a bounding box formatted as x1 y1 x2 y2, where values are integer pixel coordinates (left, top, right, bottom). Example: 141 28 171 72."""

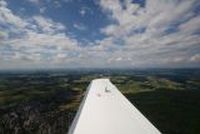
0 0 200 69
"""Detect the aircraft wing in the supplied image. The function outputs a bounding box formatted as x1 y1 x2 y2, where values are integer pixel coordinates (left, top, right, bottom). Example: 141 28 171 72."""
68 79 161 134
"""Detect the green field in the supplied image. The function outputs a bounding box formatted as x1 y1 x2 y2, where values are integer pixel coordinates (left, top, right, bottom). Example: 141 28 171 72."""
0 69 199 134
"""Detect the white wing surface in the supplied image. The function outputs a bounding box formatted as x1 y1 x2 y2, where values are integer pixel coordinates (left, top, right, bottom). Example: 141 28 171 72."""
68 79 161 134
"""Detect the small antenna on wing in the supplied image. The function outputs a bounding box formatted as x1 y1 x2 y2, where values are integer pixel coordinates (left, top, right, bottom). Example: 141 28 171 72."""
105 86 111 93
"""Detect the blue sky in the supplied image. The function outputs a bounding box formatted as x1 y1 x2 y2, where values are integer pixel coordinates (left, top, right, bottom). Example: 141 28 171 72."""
0 0 200 69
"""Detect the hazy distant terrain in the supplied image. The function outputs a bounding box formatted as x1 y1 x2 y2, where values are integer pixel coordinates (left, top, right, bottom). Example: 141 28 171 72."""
0 69 199 134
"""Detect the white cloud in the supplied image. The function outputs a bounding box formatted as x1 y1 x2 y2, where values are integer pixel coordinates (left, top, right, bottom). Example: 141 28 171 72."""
0 0 7 7
0 0 199 69
97 0 200 68
179 16 200 34
79 7 94 16
80 8 86 16
190 54 200 62
0 0 79 66
73 23 87 31
0 3 27 29
100 0 196 37
31 16 66 34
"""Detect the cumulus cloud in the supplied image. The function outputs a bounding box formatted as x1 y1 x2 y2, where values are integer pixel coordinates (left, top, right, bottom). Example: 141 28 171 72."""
31 16 66 34
0 0 199 69
97 0 200 68
0 0 79 68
